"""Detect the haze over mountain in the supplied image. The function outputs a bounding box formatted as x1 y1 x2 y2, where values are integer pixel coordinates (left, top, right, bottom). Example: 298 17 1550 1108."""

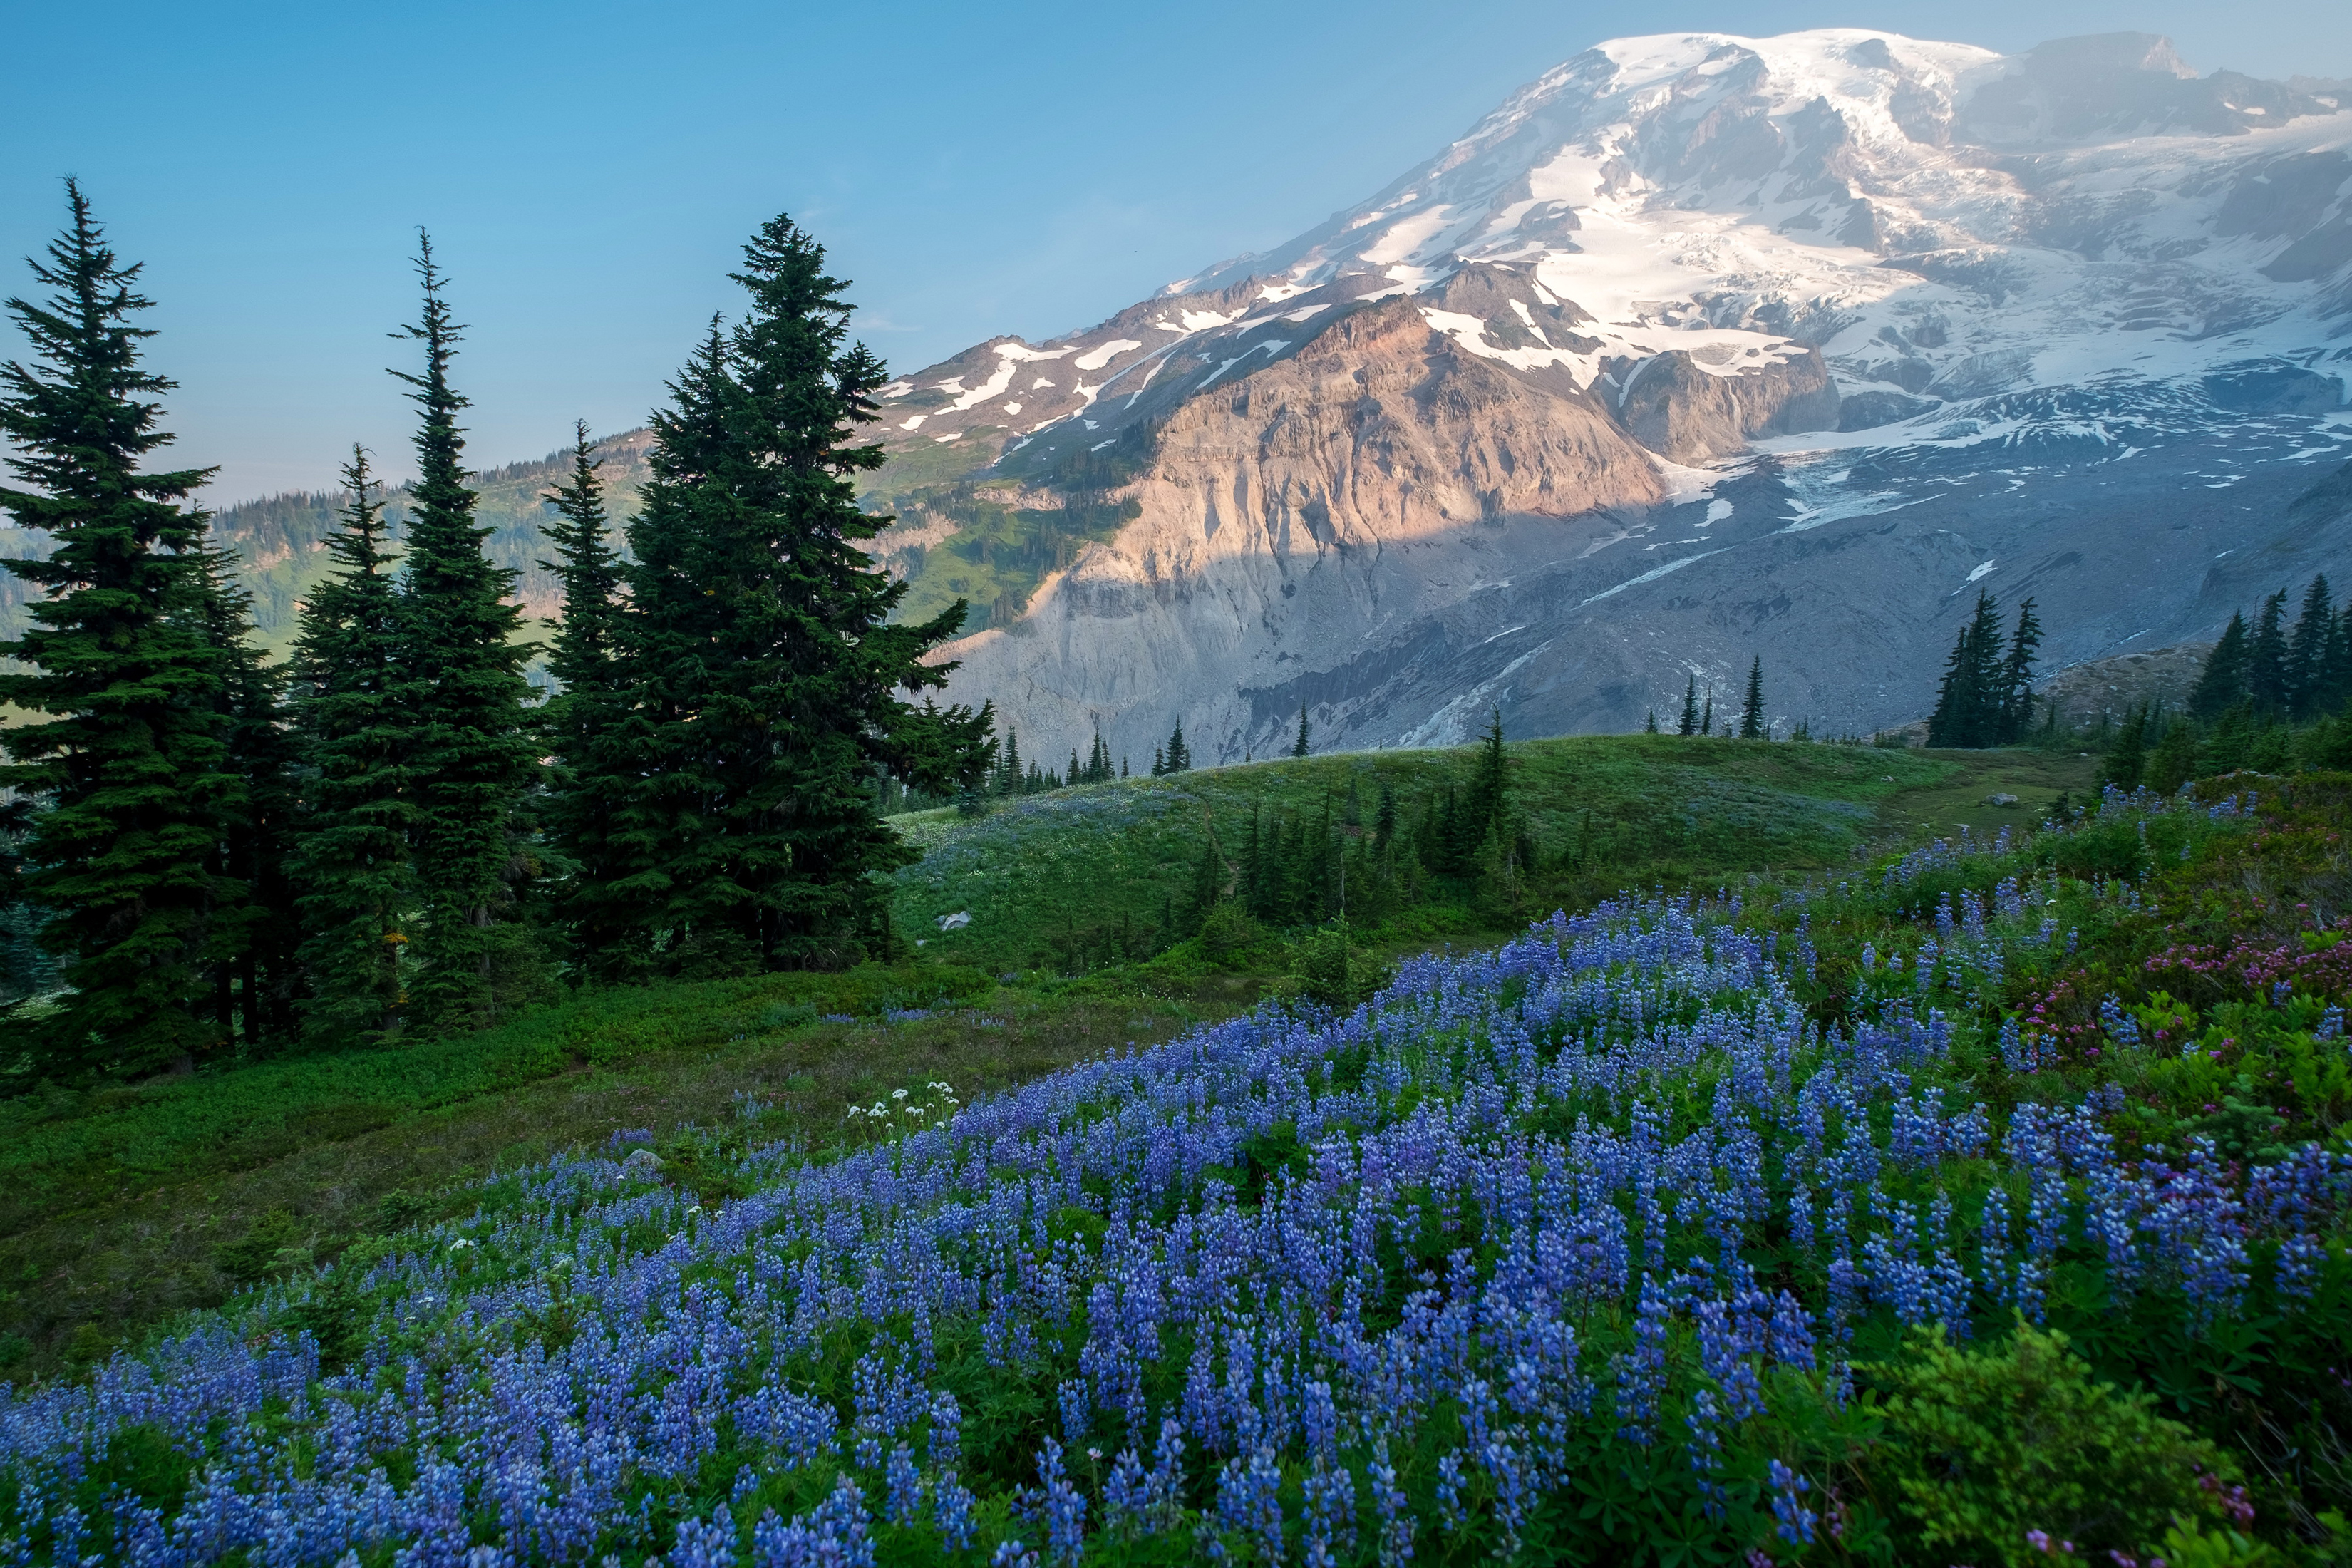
38 25 2349 758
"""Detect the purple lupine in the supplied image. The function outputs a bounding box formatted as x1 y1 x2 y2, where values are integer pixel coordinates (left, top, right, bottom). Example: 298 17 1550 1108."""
1368 1437 1414 1567
1769 1460 1817 1546
1216 1448 1285 1562
1301 1458 1358 1567
933 1472 978 1551
0 805 2331 1566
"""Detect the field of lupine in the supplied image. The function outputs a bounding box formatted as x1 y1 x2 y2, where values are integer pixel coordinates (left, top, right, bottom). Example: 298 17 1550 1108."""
4 778 2348 1566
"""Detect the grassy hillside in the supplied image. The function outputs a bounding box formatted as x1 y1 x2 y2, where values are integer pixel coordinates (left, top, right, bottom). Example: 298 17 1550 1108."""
888 734 2091 973
0 736 2088 1378
4 764 2345 1564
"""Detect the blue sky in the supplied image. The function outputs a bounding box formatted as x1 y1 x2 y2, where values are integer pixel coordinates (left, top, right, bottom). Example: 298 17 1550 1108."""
4 0 2346 504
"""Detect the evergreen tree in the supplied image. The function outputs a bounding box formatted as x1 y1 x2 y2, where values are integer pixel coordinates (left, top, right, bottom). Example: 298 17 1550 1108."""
1150 745 1164 777
1700 692 1713 736
385 236 545 1027
2324 604 2352 716
1466 711 1509 851
287 448 415 1044
1418 788 1447 874
1677 675 1699 736
1997 598 2041 743
1374 783 1397 853
2190 612 2250 718
2247 590 2290 716
537 421 641 971
1162 720 1190 774
1309 793 1334 920
1738 658 1765 739
187 537 298 1045
1241 802 1264 918
539 423 626 713
2287 576 2333 718
1185 817 1222 927
999 726 1023 793
2100 703 2148 790
1292 703 1311 758
1643 708 1658 734
609 215 990 974
1926 592 2005 747
2145 718 2199 795
0 183 247 1076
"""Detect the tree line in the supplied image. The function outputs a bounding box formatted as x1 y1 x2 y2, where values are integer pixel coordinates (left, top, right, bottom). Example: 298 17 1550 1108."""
0 187 993 1083
1649 656 1775 739
1924 592 2041 748
2101 574 2352 790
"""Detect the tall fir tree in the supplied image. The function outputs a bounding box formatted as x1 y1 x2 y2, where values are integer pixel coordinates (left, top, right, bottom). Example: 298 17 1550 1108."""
1997 598 2041 743
185 537 298 1044
0 183 249 1076
2246 590 2290 715
1927 592 2006 747
1677 674 1699 736
1700 692 1713 736
1162 720 1190 774
536 422 642 973
1466 711 1509 849
539 423 626 713
1185 815 1222 927
386 234 545 1027
610 215 990 974
2190 612 2250 718
1738 658 1766 738
2101 703 2148 790
2325 604 2352 716
2287 575 2333 718
1292 703 1311 758
287 448 416 1044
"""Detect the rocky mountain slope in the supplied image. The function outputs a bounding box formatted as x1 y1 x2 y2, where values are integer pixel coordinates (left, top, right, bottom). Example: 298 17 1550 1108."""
867 27 2352 765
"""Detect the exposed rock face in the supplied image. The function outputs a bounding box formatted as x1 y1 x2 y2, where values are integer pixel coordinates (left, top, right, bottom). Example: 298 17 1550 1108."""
932 287 1679 763
2034 643 2217 731
1127 291 1668 556
1619 348 1837 462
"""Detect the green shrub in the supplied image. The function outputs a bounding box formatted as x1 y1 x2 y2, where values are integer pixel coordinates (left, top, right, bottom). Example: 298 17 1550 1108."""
1196 903 1266 966
1862 1324 2237 1567
1290 924 1388 1009
2153 1518 2281 1566
214 1209 302 1286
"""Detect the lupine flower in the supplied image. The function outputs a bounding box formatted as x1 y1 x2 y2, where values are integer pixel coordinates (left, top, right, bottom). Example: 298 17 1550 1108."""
0 806 2333 1567
1769 1460 1815 1546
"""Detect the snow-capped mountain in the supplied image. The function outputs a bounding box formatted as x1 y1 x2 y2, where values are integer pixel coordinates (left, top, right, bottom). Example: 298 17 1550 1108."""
867 29 2352 764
